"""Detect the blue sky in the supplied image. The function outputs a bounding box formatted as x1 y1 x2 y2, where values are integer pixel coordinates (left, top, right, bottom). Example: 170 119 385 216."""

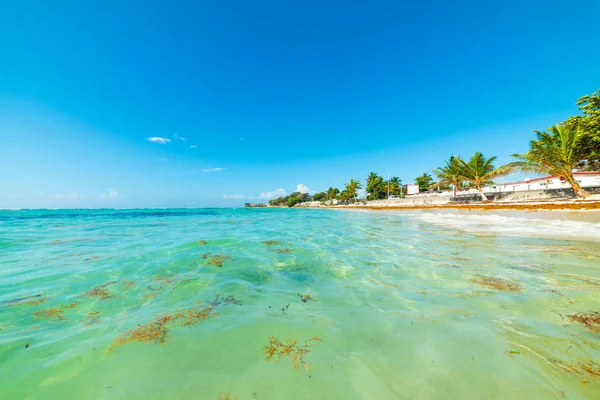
1 0 599 208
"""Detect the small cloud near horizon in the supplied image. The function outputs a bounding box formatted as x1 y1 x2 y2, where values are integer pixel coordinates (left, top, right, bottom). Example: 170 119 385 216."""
190 145 197 149
160 157 168 161
147 137 171 144
296 184 315 194
202 167 226 173
174 134 186 141
223 193 249 199
108 188 119 198
258 188 286 199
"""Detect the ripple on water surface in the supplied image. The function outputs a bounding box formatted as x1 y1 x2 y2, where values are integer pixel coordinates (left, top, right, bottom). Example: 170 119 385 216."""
0 208 599 399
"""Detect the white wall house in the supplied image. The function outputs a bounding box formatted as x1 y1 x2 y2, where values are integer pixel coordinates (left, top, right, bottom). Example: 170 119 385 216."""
483 172 600 193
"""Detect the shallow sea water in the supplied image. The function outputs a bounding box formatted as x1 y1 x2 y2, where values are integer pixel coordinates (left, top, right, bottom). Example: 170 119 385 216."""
1 208 599 399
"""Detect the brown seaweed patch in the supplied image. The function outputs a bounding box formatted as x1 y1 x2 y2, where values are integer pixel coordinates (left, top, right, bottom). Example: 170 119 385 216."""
198 240 208 245
264 336 323 370
203 254 232 267
33 306 66 321
297 293 315 303
32 301 79 321
174 306 215 327
263 240 281 246
122 280 134 289
2 294 48 307
110 314 178 350
470 275 521 292
568 312 600 333
84 281 118 299
85 311 101 325
274 248 292 254
552 358 600 380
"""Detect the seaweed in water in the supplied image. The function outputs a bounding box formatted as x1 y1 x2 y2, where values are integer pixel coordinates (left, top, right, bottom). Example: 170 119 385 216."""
84 281 119 299
198 240 208 245
110 294 239 350
209 294 242 307
297 293 315 303
262 240 281 246
264 336 323 370
568 312 600 333
121 281 134 289
33 302 79 321
203 254 232 267
2 294 48 307
110 314 177 350
470 275 521 292
85 311 101 325
552 358 600 380
274 248 292 254
174 306 216 327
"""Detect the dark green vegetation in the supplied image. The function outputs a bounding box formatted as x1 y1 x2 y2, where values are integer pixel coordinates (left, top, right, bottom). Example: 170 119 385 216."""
246 88 599 207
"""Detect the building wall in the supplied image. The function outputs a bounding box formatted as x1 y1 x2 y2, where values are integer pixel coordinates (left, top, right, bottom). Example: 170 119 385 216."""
484 173 600 193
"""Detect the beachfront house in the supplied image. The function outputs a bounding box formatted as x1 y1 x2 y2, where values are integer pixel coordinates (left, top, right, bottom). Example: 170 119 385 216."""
483 171 600 193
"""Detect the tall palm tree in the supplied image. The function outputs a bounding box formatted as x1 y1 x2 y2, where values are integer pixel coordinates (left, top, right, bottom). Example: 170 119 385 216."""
325 187 340 204
345 179 362 202
511 125 589 198
366 172 384 200
457 152 513 201
388 177 402 196
433 155 464 197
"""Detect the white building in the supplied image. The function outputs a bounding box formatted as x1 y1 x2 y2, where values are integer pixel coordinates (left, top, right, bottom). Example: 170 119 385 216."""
483 171 600 193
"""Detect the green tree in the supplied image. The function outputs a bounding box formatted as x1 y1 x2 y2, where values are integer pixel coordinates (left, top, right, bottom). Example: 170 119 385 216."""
325 187 340 203
366 172 385 200
433 155 464 196
457 152 512 201
511 125 589 198
388 176 402 196
312 192 326 201
414 173 434 192
344 179 362 202
286 197 302 207
563 89 600 171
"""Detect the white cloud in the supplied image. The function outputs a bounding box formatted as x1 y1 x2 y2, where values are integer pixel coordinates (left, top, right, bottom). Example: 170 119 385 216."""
258 188 286 199
147 137 171 144
160 157 168 161
202 167 226 173
174 134 186 141
296 184 315 194
223 193 248 199
108 188 119 198
190 145 197 149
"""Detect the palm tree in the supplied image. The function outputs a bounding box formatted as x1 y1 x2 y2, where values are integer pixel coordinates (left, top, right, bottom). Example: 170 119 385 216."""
433 155 464 197
345 179 362 202
325 187 340 204
457 152 513 201
388 177 402 196
366 172 384 200
415 173 434 192
511 125 589 198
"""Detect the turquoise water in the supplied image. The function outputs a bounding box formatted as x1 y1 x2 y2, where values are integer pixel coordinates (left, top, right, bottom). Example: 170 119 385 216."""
1 208 599 399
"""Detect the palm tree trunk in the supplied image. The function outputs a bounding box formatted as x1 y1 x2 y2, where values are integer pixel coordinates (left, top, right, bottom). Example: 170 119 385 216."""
565 174 590 198
477 184 488 202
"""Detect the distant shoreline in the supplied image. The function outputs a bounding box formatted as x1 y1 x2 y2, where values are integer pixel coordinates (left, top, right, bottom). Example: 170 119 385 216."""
298 200 600 212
